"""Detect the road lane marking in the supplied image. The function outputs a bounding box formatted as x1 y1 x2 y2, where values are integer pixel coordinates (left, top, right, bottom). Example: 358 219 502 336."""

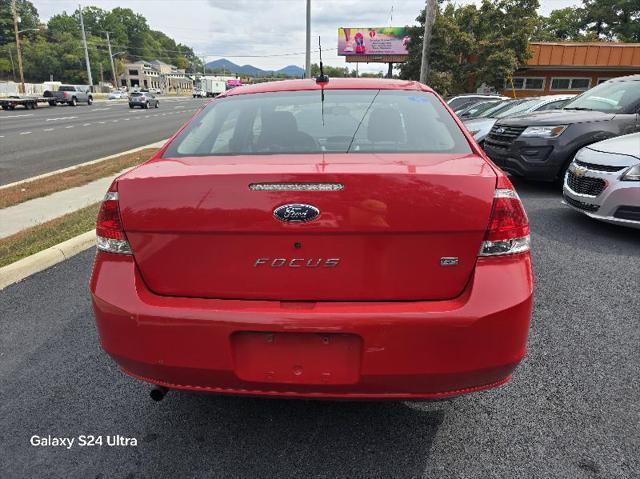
2 113 34 118
65 125 74 129
91 107 111 111
43 128 54 131
83 123 91 126
123 118 130 121
174 106 185 109
46 116 77 122
20 131 32 135
98 121 106 124
112 120 119 123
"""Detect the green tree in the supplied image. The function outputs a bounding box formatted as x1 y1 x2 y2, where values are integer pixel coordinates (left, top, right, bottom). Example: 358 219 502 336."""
534 7 588 41
310 63 352 78
400 0 539 95
0 0 40 46
582 0 640 42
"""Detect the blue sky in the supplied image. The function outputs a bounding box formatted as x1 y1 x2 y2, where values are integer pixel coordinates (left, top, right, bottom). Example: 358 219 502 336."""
33 0 577 73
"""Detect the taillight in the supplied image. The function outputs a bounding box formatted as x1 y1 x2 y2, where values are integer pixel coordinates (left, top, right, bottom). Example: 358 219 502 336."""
96 181 132 254
479 176 530 256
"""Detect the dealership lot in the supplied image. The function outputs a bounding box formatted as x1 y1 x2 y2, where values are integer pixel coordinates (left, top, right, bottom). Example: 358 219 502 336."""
0 97 206 186
0 178 637 479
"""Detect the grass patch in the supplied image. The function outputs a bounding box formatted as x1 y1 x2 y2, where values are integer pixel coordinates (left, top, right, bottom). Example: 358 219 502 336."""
0 202 100 268
0 148 158 209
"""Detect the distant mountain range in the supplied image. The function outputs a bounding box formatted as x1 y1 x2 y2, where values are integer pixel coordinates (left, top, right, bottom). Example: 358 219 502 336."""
205 59 304 78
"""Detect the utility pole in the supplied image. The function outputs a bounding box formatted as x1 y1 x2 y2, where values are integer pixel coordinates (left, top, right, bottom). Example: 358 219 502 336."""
11 0 25 94
419 0 437 84
8 48 16 82
105 31 117 87
79 4 93 89
305 0 311 79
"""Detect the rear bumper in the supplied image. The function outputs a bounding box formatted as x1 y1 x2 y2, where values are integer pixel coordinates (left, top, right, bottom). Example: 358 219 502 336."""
90 252 533 399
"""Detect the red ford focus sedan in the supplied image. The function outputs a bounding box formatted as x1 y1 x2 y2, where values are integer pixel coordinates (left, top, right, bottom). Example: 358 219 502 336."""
90 78 533 400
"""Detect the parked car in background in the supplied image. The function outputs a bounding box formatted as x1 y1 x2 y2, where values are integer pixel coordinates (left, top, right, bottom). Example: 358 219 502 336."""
447 94 508 113
484 75 640 182
456 99 509 120
108 91 126 100
129 91 159 109
563 132 640 229
47 85 93 106
464 95 573 146
192 88 207 98
90 79 533 400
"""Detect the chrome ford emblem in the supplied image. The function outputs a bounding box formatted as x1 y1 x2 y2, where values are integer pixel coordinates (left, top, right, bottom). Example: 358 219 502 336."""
273 204 320 223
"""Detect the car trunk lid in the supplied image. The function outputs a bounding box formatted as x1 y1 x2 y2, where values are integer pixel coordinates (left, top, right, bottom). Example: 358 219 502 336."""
118 152 496 301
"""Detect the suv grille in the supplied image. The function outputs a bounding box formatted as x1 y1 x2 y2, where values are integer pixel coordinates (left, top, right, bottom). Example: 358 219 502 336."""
575 160 625 173
486 125 527 148
563 194 599 212
566 171 606 196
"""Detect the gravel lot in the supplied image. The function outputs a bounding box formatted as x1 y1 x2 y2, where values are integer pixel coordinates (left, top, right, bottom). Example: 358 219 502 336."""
1 178 638 478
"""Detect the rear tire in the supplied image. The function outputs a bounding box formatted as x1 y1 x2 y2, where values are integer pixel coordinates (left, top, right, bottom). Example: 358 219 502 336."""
144 101 149 109
87 96 93 105
70 97 77 107
48 101 56 106
154 101 159 108
129 104 135 109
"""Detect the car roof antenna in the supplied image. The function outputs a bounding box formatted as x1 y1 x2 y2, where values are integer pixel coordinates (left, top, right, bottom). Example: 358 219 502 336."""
316 36 329 83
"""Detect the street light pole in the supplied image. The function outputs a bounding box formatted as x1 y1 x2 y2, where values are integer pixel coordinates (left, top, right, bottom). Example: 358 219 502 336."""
11 0 26 94
79 4 93 88
419 0 437 84
305 0 311 79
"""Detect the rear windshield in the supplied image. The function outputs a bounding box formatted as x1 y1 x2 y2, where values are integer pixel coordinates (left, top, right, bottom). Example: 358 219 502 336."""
130 92 143 96
163 90 472 156
59 86 76 92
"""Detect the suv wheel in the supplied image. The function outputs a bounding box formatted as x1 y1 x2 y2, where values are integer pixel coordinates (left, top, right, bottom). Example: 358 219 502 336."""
70 97 77 107
87 96 93 105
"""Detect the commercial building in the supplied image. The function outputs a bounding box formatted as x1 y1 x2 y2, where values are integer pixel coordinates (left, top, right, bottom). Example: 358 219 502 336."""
503 42 640 97
119 60 193 93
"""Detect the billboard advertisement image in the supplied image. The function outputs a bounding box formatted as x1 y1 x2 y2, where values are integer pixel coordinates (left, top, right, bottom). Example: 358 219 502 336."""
338 27 410 56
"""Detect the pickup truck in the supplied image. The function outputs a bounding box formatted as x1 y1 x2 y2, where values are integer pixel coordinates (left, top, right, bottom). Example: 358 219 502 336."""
45 85 93 106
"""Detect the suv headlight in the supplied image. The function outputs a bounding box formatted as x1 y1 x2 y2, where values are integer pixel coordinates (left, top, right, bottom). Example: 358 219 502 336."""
621 164 640 181
521 125 568 138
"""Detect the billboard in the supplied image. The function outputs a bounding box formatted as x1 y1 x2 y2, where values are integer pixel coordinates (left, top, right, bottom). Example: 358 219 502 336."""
338 27 410 56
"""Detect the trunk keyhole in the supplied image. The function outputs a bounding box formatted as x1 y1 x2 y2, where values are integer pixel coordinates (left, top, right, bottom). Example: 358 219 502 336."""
294 242 302 249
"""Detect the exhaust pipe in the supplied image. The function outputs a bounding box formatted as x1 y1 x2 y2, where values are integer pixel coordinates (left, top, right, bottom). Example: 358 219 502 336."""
150 386 169 402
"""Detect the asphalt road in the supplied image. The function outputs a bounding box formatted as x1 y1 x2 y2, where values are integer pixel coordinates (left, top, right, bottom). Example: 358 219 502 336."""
1 180 638 478
0 97 207 186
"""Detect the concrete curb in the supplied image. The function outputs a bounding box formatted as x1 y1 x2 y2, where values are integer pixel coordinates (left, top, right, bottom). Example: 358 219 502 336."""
0 230 95 290
0 139 169 191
